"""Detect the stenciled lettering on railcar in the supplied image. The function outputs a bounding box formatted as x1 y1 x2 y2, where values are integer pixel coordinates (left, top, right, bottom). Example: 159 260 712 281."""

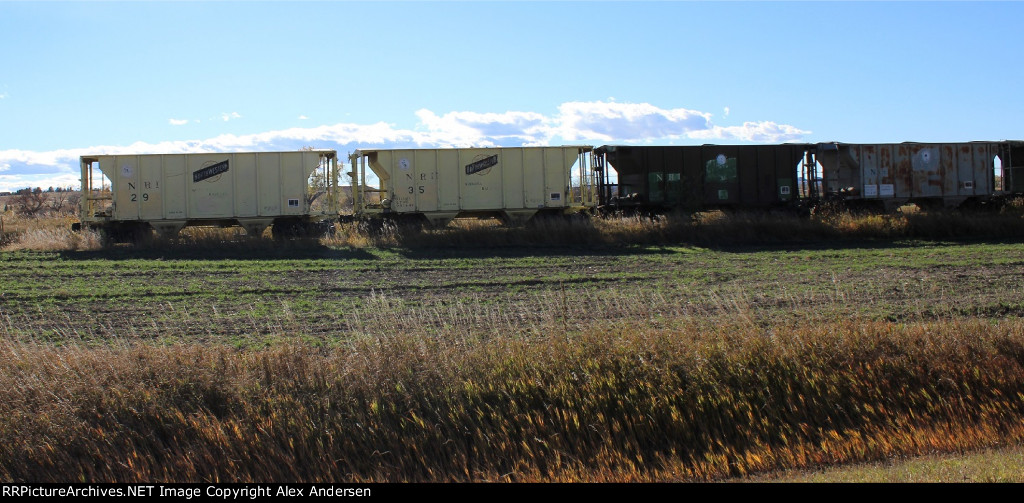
193 160 230 183
465 155 498 175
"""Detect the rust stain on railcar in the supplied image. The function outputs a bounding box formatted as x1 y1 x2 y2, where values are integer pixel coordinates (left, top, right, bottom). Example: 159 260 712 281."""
941 145 956 196
961 146 974 196
895 145 914 197
904 145 942 198
878 145 893 195
917 146 941 197
974 144 991 194
861 145 877 196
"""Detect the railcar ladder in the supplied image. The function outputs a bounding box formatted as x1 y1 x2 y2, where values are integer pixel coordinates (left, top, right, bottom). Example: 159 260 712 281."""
802 151 820 200
593 150 618 207
79 156 113 220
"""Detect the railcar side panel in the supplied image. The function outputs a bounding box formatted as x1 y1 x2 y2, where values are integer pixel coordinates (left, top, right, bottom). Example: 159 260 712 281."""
80 150 337 235
595 144 805 211
821 142 1002 207
351 146 593 223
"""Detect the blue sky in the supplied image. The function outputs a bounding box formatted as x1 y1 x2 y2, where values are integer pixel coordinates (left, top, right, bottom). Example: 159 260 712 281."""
1 1 1021 192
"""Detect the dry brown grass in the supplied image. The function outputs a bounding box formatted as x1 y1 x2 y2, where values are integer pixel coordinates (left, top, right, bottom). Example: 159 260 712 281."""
2 316 1023 482
817 206 1024 241
319 208 1024 250
0 214 102 251
6 203 1023 252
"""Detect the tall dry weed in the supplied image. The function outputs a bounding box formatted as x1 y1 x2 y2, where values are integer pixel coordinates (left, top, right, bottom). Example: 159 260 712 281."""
2 318 1023 482
6 206 1024 253
3 226 102 251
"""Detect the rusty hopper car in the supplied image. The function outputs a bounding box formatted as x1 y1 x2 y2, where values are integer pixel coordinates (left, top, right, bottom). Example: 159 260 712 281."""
592 144 808 212
349 146 595 226
815 142 1009 211
77 150 339 239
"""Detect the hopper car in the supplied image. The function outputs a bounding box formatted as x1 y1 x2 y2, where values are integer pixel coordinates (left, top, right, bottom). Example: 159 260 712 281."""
815 141 1021 211
593 144 806 214
74 150 339 240
347 146 595 226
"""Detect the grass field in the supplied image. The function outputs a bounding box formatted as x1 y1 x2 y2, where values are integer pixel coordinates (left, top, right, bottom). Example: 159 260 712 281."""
752 444 1024 482
2 239 1023 346
1 210 1023 481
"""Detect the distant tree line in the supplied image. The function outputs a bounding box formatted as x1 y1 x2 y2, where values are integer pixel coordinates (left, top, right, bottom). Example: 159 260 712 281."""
2 187 79 216
12 186 76 195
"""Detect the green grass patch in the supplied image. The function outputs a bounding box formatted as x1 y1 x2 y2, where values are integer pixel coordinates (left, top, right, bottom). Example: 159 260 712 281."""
747 444 1024 482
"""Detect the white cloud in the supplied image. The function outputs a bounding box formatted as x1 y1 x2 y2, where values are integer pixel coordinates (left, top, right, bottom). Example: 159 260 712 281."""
169 118 189 126
406 101 807 146
555 101 712 142
298 115 309 120
0 101 809 192
221 112 242 122
689 121 808 143
414 109 552 147
0 93 7 100
723 106 730 117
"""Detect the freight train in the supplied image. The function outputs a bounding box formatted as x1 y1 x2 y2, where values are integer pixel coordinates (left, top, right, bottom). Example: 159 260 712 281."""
73 140 1023 239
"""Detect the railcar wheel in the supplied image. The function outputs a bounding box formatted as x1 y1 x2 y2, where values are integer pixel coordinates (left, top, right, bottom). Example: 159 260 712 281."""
103 222 154 245
271 218 307 241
